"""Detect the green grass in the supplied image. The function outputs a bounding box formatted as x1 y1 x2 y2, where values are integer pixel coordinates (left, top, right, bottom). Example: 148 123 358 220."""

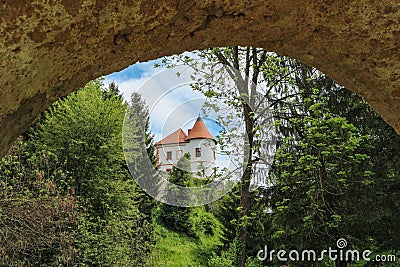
147 224 206 267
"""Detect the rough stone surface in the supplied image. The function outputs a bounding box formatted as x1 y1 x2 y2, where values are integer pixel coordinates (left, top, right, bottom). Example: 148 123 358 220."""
1 0 400 156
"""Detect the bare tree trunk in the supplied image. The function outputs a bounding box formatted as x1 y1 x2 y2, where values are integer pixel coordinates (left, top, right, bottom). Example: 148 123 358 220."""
238 102 255 267
214 46 262 267
238 167 252 267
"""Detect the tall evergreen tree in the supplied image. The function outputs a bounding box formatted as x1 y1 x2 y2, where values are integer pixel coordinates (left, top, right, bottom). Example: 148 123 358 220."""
123 91 158 218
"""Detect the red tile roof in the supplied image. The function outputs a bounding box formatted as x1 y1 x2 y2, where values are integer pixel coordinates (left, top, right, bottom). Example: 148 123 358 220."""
156 116 216 145
156 128 187 145
185 116 216 143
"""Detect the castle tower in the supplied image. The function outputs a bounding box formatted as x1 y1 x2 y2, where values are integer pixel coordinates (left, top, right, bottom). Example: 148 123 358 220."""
156 116 216 177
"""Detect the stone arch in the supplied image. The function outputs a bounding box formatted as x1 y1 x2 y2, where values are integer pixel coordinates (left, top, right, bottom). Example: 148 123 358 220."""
1 0 400 156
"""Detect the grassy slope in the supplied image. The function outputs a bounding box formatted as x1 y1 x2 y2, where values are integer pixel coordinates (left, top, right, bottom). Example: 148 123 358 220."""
147 224 206 267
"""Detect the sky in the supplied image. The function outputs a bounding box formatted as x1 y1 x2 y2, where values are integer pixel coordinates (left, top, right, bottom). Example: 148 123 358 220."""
104 60 223 142
103 58 275 187
103 60 236 169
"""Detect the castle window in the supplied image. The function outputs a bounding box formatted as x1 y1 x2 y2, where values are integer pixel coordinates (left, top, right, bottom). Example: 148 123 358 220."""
176 150 183 159
195 148 201 157
166 151 172 160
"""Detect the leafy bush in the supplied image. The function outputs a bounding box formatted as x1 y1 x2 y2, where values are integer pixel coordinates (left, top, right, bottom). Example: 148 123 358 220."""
0 80 156 266
0 140 79 266
190 208 224 238
207 238 240 267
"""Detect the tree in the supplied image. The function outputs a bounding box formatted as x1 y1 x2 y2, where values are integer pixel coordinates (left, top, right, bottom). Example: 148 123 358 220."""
270 93 373 266
32 79 154 266
128 91 156 166
159 153 194 235
102 80 122 100
123 91 157 217
163 47 294 266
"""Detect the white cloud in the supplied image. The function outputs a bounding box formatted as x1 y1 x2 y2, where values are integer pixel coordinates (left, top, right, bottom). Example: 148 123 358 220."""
104 65 161 101
133 66 206 141
105 61 247 180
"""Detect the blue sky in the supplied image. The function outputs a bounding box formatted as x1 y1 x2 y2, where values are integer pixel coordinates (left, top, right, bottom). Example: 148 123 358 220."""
105 52 281 191
104 60 236 170
104 60 223 143
105 59 160 81
104 59 275 185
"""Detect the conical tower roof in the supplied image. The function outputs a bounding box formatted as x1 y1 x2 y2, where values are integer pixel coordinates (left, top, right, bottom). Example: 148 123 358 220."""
185 116 216 143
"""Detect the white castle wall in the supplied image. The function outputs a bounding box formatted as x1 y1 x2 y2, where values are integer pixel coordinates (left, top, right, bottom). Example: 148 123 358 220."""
185 138 216 177
157 142 187 170
157 138 216 177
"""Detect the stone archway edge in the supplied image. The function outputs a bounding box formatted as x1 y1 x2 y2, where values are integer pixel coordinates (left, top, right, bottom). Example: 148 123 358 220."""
1 0 400 156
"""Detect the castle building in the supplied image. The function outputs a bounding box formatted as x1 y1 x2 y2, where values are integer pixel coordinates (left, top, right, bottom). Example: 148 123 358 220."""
156 116 217 177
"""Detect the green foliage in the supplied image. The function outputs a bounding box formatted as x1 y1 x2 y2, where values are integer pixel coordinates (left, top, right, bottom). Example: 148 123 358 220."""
150 209 225 267
36 80 127 206
103 80 122 100
159 202 193 236
159 154 194 235
190 208 224 238
0 139 79 266
270 95 382 266
28 79 154 266
126 91 156 165
189 208 225 264
74 205 154 266
209 185 241 244
207 238 240 267
123 91 158 217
